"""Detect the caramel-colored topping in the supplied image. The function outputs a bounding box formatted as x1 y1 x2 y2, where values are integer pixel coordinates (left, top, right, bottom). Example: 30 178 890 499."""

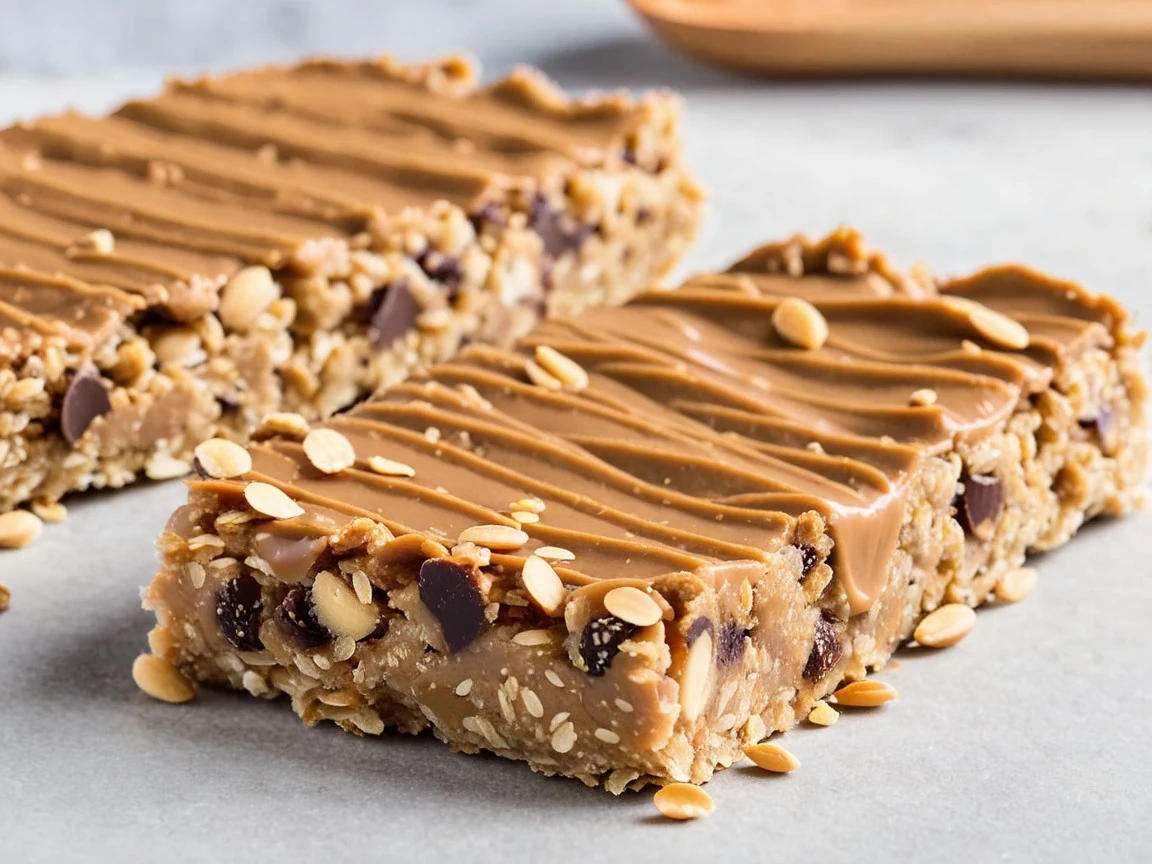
0 56 650 346
191 229 1123 616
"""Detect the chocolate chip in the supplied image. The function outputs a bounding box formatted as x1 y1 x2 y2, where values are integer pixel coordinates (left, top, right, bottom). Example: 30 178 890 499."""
468 201 505 233
217 393 241 414
416 249 463 298
530 193 593 259
273 587 330 648
953 473 1004 541
580 615 636 676
621 148 639 166
1079 409 1115 445
216 574 265 652
635 206 652 226
797 544 820 577
803 614 842 682
61 369 111 444
686 616 714 647
418 558 486 653
717 622 749 667
191 457 209 479
368 279 419 349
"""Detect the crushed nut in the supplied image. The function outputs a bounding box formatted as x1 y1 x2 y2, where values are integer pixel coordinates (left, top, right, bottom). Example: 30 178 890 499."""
914 603 976 648
807 701 839 726
68 228 115 257
457 523 529 551
30 499 67 524
833 679 899 707
193 438 252 479
243 482 305 520
366 455 416 477
550 720 577 753
303 428 357 474
678 626 713 724
909 388 938 407
603 585 663 627
311 571 378 640
535 345 589 392
772 297 829 350
521 556 567 617
132 654 196 704
743 742 801 773
653 783 715 821
219 265 279 332
995 567 1038 604
0 509 43 549
259 412 311 439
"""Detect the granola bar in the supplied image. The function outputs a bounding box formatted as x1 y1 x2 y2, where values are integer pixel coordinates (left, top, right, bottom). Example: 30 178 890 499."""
0 56 701 512
144 229 1147 789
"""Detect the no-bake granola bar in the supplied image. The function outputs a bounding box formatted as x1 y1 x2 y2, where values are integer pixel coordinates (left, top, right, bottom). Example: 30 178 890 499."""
0 56 701 512
144 230 1148 789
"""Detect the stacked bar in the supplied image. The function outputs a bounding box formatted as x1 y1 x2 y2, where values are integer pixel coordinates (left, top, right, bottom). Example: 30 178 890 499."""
145 229 1148 790
0 56 701 512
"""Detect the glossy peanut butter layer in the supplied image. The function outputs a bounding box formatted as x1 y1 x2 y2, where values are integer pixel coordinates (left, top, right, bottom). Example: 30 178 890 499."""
0 56 648 337
190 232 1126 616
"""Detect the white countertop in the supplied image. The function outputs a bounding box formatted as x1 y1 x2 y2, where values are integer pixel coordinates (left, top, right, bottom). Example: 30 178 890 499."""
1 7 1151 862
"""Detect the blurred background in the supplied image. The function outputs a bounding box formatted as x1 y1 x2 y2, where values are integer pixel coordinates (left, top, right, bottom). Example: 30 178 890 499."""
0 0 1148 304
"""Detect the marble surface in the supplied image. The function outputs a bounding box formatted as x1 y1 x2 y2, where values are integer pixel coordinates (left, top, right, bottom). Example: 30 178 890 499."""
1 6 1151 862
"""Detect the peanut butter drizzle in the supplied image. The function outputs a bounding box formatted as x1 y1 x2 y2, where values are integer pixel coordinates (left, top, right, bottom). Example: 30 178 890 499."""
190 230 1123 617
0 56 645 340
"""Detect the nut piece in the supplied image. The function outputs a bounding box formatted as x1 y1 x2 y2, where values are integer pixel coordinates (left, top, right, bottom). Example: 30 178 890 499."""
521 555 567 616
678 627 714 724
535 345 589 392
457 524 529 551
509 510 540 524
524 359 563 391
366 455 416 477
303 428 357 474
30 499 67 524
995 567 1038 604
132 654 196 704
807 701 839 726
833 679 899 708
219 265 279 332
143 454 191 481
909 388 938 407
744 742 801 773
914 603 976 648
70 228 115 256
244 482 305 520
772 297 829 350
653 783 715 821
0 510 43 549
259 411 311 439
603 586 663 627
194 438 253 479
535 545 575 561
968 303 1030 350
310 571 378 641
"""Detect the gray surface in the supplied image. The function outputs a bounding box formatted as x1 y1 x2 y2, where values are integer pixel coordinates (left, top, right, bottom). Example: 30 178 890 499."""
2 9 1152 863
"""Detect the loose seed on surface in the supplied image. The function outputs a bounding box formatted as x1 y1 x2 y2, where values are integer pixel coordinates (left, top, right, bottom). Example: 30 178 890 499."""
0 582 9 612
914 603 976 648
603 586 663 627
653 784 715 821
807 701 839 726
535 345 589 392
534 545 575 562
909 388 938 407
194 438 252 479
743 742 801 773
244 482 304 520
833 679 899 708
0 510 43 549
772 297 829 350
457 524 529 551
995 567 1038 604
366 455 415 477
303 428 357 474
521 555 567 616
30 499 67 524
132 654 196 704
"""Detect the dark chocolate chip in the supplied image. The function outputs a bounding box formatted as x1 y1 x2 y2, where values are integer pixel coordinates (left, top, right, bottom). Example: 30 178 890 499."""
1079 409 1115 444
635 206 652 226
717 622 749 667
273 587 330 648
530 193 593 259
621 148 639 166
416 249 463 298
216 393 241 414
216 574 265 652
953 473 1004 541
803 614 842 682
468 201 505 233
191 457 209 479
418 558 486 653
797 544 820 577
580 615 636 676
61 369 111 444
368 279 419 349
686 616 714 647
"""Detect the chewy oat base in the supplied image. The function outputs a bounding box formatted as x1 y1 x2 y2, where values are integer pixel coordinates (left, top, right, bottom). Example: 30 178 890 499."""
145 230 1148 789
0 54 701 513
